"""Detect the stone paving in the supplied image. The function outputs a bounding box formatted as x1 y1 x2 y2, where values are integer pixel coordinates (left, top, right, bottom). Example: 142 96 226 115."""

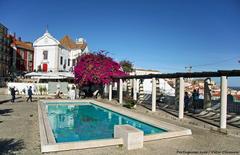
0 96 240 155
0 95 11 103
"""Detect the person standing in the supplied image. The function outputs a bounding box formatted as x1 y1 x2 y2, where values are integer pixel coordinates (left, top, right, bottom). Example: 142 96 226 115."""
55 86 61 99
10 86 16 103
184 92 190 112
192 89 199 112
27 86 33 102
70 85 76 100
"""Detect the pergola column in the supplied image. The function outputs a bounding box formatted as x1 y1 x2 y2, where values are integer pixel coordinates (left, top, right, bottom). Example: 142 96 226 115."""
119 79 123 104
139 79 144 103
109 82 112 101
127 79 132 96
152 77 156 112
220 76 228 129
156 79 161 100
133 78 137 100
178 77 184 119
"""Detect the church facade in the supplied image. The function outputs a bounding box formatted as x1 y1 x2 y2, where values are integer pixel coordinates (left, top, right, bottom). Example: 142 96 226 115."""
33 30 89 72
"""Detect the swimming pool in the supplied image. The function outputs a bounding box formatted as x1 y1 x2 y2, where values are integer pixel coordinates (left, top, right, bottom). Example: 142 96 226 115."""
47 103 166 143
38 100 191 152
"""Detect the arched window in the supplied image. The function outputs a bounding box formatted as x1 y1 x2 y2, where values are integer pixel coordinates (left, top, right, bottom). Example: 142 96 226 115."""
43 51 48 60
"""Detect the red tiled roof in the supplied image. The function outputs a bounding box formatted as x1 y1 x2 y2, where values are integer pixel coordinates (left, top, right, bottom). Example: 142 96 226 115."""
234 95 240 100
60 35 87 50
212 92 221 97
14 40 34 51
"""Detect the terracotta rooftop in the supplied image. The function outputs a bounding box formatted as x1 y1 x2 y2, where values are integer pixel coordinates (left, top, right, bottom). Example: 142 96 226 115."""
60 35 87 50
13 40 34 51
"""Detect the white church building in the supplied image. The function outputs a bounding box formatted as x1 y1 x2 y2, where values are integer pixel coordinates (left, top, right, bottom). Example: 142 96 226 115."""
33 30 89 72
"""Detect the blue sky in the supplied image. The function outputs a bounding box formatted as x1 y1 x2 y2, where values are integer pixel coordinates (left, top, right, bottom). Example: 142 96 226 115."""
1 0 240 86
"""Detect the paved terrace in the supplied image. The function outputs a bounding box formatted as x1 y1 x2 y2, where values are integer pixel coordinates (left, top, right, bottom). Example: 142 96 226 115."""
0 96 240 155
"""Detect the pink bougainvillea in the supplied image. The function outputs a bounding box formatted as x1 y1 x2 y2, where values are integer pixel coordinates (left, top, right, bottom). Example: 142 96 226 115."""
74 51 127 86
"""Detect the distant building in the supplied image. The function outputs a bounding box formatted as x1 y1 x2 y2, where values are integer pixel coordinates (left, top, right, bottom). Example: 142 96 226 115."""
0 23 11 78
130 68 175 96
11 38 34 72
33 30 89 72
60 35 89 67
0 23 15 86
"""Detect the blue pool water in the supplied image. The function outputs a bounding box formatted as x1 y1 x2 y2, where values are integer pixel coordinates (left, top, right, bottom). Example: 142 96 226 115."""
47 102 166 143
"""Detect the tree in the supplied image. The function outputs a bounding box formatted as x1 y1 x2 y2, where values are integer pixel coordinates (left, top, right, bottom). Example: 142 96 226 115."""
120 60 134 97
120 60 134 73
74 51 127 87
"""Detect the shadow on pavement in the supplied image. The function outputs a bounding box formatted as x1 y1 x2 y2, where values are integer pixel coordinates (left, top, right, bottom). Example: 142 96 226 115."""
0 97 21 105
0 139 25 155
0 109 13 116
0 100 11 105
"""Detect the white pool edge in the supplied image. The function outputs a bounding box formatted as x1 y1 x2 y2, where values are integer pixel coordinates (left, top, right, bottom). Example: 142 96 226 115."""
38 99 192 153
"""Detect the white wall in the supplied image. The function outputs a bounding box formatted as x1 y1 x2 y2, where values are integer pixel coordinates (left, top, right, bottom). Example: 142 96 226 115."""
34 46 61 72
7 82 78 96
7 82 48 95
58 47 70 71
71 49 81 60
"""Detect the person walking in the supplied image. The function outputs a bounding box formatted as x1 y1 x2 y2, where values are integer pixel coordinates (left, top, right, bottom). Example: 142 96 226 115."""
184 92 190 112
10 86 16 103
27 86 33 102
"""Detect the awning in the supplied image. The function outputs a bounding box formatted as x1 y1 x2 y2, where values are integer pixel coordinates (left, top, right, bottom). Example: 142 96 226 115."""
25 72 74 79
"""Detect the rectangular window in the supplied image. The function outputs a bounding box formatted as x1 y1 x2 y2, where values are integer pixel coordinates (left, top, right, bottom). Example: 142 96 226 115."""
68 59 70 66
43 51 48 60
28 62 33 71
20 50 24 59
60 56 63 65
72 59 76 66
28 52 33 61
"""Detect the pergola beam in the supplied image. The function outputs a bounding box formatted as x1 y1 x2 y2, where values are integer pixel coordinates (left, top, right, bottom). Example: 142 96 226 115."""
113 70 240 80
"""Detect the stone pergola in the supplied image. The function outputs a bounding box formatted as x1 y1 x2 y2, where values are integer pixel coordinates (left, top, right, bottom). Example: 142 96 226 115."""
108 70 240 129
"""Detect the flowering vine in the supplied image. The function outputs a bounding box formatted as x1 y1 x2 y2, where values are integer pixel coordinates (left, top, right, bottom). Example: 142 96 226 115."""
74 51 127 86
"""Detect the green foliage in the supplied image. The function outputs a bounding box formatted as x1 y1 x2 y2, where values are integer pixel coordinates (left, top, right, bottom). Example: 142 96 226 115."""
120 60 134 73
42 86 47 94
123 96 137 109
118 144 123 147
38 85 43 95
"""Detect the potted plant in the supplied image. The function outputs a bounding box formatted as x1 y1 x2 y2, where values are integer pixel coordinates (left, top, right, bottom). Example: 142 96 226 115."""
42 86 47 95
